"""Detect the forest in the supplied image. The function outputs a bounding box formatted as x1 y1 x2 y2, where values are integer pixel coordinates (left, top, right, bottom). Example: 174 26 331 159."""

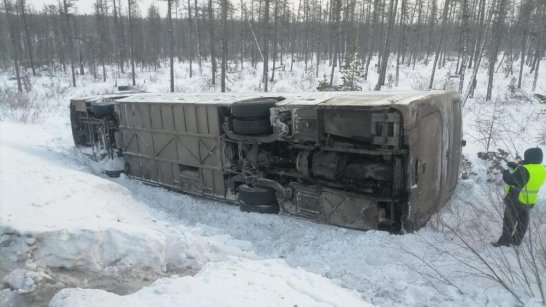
1 0 545 100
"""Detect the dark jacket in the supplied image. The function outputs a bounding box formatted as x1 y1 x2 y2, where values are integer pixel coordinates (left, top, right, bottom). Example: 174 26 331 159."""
503 166 529 204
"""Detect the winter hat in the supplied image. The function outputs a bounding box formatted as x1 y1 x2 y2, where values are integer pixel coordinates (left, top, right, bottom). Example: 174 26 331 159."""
524 147 543 164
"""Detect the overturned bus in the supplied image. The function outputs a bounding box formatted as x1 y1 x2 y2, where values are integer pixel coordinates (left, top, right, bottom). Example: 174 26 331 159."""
70 91 462 232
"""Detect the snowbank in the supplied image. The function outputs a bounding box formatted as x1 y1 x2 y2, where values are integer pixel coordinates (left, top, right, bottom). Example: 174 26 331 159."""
0 121 256 305
50 257 370 307
0 123 199 273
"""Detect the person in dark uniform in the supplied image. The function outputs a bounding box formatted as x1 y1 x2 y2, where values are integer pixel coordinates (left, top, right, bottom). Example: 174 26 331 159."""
492 147 546 247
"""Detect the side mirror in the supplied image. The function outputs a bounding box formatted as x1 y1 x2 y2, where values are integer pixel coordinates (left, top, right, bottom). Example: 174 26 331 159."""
461 140 467 147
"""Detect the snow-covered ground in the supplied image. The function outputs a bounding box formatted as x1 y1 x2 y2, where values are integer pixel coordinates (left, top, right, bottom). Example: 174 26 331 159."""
1 57 545 307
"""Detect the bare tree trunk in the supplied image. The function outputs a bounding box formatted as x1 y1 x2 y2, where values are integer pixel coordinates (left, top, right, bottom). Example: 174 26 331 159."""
63 0 76 87
71 15 84 76
315 0 322 78
374 0 398 91
303 0 309 72
19 0 36 76
329 0 341 87
4 0 23 92
128 0 136 86
425 0 437 62
428 0 450 90
279 0 287 68
290 14 296 72
79 49 84 75
376 0 386 72
250 0 257 68
532 5 545 92
220 0 228 92
168 0 174 92
263 0 270 91
439 1 456 69
53 6 67 74
239 0 245 71
270 0 278 82
517 0 531 89
396 0 407 86
463 0 492 104
458 0 469 93
187 0 193 78
112 0 124 74
95 0 107 82
289 0 301 73
411 0 423 69
118 0 126 73
327 0 332 66
471 0 486 70
486 0 508 100
208 0 216 85
466 0 476 69
529 50 538 73
195 0 203 74
532 53 542 92
364 0 380 80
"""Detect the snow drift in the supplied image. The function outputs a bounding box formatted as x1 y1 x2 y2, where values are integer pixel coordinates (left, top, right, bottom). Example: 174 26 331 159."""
50 257 371 307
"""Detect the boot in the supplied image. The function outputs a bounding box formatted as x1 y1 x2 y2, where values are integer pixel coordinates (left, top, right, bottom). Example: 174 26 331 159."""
491 241 510 247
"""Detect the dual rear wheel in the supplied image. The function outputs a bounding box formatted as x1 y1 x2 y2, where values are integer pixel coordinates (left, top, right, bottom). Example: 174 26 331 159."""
238 185 279 214
230 98 281 136
230 98 284 214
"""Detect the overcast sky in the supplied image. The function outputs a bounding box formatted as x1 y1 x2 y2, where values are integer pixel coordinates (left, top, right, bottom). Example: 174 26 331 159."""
29 0 168 15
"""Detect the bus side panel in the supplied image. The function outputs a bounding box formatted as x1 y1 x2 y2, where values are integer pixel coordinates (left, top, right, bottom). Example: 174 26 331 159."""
118 102 226 199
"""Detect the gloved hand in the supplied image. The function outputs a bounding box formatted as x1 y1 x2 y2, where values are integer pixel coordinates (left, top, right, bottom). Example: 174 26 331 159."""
507 162 518 170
